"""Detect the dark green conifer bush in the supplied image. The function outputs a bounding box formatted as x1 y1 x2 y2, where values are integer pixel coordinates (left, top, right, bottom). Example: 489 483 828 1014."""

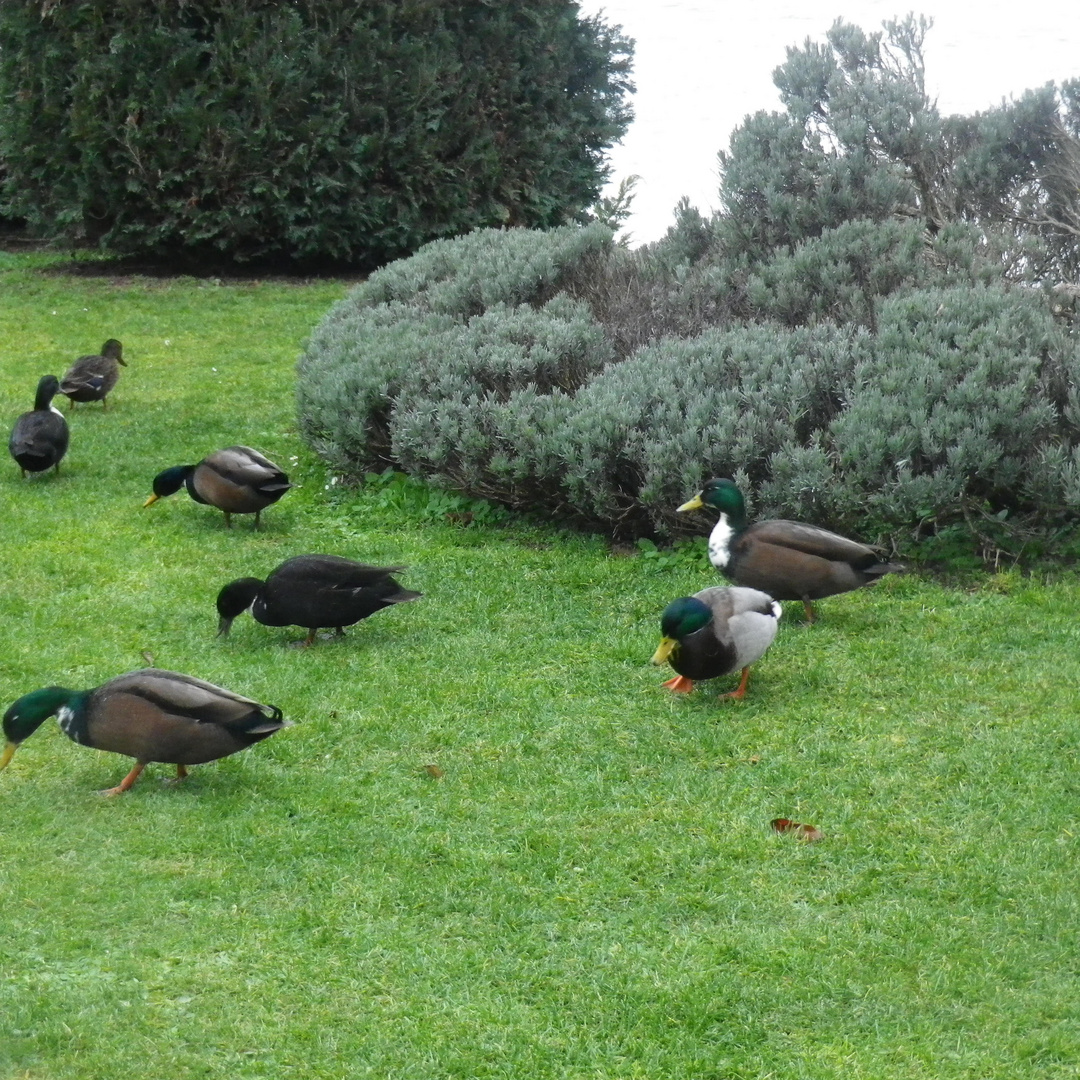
0 1 632 265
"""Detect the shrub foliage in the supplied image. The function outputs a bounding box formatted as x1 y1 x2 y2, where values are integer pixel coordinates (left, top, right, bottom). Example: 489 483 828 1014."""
0 1 632 265
298 225 1080 546
297 16 1080 554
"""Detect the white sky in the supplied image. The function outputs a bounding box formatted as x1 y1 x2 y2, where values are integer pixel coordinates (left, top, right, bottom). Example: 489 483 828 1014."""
579 1 1080 244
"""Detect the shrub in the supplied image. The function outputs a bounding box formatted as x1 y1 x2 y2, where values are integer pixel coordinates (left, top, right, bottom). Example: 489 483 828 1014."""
296 224 615 473
298 225 1080 551
297 13 1080 557
0 1 632 265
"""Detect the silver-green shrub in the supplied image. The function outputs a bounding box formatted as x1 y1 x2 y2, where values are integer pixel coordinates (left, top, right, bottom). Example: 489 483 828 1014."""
297 219 1080 545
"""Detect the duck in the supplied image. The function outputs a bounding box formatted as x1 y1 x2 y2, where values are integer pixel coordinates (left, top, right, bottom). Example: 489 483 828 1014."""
651 586 781 699
677 477 903 622
143 445 291 528
9 374 70 476
59 339 126 409
1 668 287 795
217 555 422 646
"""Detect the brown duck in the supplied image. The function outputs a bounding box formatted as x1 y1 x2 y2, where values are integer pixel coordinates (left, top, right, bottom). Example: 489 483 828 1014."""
1 668 288 795
678 478 903 622
59 339 126 409
143 445 291 528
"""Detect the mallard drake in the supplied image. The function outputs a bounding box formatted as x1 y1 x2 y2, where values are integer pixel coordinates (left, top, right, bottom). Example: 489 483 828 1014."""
144 445 291 528
1 668 287 795
678 478 902 622
9 374 70 476
59 339 126 409
651 586 781 699
217 555 422 646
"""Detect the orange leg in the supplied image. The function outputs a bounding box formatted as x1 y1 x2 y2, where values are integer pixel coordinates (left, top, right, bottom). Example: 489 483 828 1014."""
223 511 233 529
802 599 816 623
302 627 318 647
174 764 189 782
662 674 695 693
717 666 752 700
98 761 147 796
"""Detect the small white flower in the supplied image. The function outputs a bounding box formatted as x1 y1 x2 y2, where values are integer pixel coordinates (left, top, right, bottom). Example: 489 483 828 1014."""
164 339 172 346
211 367 217 372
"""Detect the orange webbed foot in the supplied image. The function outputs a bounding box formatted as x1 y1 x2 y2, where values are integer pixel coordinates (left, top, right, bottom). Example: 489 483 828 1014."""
96 761 146 796
716 666 751 701
661 675 695 693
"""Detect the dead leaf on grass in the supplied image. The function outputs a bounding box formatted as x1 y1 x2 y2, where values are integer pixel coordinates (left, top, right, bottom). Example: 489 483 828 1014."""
771 818 823 842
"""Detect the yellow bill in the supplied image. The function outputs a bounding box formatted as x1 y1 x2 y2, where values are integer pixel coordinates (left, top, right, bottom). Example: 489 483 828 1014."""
676 494 704 512
651 637 677 665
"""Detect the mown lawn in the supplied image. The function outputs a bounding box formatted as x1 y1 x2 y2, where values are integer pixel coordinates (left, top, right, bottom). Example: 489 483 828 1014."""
1 251 1079 1079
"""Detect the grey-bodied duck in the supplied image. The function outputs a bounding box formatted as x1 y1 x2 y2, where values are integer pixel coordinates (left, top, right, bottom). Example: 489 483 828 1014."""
651 585 781 699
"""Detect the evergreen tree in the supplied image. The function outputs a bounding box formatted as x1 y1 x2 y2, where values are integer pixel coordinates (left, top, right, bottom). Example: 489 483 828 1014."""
0 1 633 266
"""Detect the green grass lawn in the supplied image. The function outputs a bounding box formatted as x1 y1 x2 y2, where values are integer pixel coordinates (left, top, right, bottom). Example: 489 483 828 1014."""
1 251 1079 1079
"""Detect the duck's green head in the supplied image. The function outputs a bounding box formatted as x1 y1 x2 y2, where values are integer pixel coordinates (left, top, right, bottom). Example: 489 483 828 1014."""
144 465 192 506
651 596 713 664
1 687 78 770
677 478 746 523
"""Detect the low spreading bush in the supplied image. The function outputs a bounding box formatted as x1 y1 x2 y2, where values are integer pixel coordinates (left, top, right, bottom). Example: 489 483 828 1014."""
297 225 1080 549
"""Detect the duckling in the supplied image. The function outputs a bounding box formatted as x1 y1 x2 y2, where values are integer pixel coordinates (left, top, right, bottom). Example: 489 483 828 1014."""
651 586 781 699
59 339 126 409
144 445 291 528
678 478 902 622
9 374 69 476
217 555 422 646
1 668 287 795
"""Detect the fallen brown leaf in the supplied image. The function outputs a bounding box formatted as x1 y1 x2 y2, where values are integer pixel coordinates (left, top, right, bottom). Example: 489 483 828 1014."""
771 818 823 842
423 764 445 779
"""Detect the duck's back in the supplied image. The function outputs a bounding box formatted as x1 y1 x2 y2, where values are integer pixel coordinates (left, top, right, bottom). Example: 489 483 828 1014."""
730 521 885 599
256 556 418 628
9 406 68 471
